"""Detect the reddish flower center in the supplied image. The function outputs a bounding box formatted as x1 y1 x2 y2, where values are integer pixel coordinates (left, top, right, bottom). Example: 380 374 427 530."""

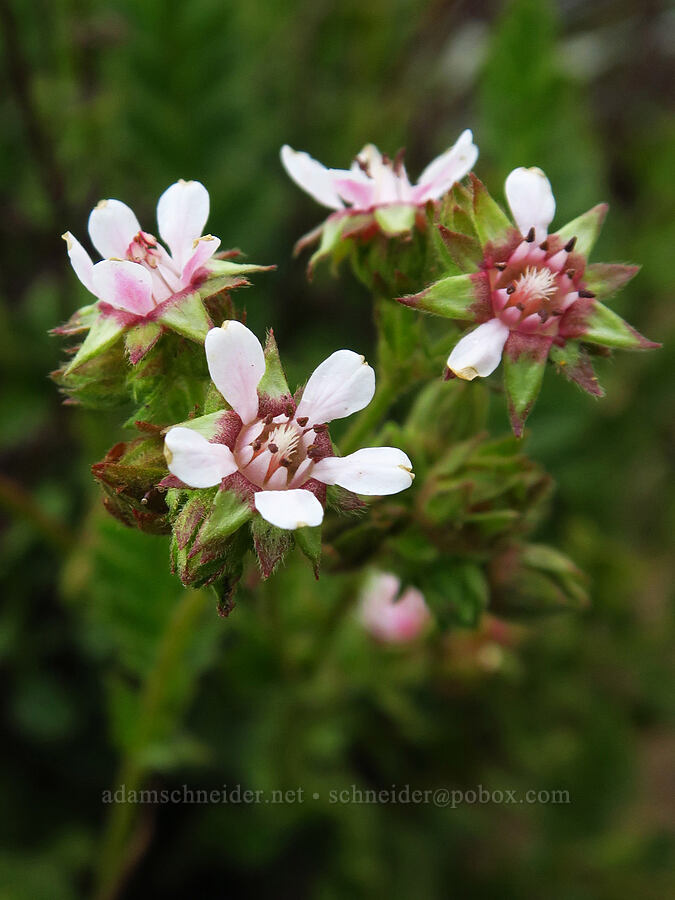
126 230 163 268
488 231 588 335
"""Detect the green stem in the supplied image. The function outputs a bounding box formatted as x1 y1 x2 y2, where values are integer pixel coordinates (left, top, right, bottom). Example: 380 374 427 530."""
94 587 209 900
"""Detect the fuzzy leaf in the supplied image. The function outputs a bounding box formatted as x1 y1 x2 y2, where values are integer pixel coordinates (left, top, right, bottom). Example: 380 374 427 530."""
398 274 477 319
309 215 344 274
555 204 608 259
583 301 660 350
251 516 293 578
470 174 512 246
373 203 416 236
437 226 482 272
157 290 211 343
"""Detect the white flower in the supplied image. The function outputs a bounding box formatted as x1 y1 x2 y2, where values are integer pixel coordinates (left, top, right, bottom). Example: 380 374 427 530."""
358 573 431 643
280 130 478 213
63 180 221 316
164 321 414 530
447 166 578 380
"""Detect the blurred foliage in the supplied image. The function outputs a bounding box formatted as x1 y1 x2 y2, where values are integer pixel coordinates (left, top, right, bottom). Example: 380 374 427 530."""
0 0 673 898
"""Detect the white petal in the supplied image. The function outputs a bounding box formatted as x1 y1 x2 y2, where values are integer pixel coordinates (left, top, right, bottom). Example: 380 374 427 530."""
312 447 413 496
181 234 221 284
254 488 324 530
280 145 344 210
295 350 375 426
204 321 265 424
164 427 237 488
88 199 141 259
447 318 509 380
91 259 154 315
415 129 479 202
62 232 95 294
505 167 556 241
156 180 210 270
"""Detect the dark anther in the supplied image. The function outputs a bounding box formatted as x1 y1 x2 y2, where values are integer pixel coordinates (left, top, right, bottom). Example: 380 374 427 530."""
526 227 536 242
252 440 262 452
515 302 524 311
506 284 516 295
279 459 291 468
551 309 562 316
565 269 576 280
495 262 507 271
268 443 279 453
313 423 328 432
539 240 549 251
264 414 274 425
578 289 595 298
285 404 294 417
296 416 308 427
564 236 577 252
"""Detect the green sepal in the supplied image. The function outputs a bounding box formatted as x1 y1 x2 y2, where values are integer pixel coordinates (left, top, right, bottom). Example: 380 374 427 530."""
309 216 344 275
157 290 211 343
555 203 608 259
124 321 163 365
470 174 512 246
51 302 98 336
197 488 252 546
250 516 293 579
295 525 322 578
582 300 660 350
549 341 604 397
64 313 125 374
257 329 290 399
437 226 482 272
167 410 228 440
583 263 640 300
398 273 477 320
207 258 274 278
373 203 416 236
503 336 551 437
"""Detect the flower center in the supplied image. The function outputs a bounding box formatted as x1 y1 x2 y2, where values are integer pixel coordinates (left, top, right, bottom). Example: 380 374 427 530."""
489 231 589 334
234 411 325 491
126 231 162 268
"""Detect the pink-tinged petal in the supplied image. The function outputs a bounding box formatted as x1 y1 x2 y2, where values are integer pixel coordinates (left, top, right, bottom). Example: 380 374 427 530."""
295 350 375 426
312 447 413 496
505 167 556 241
62 232 95 294
447 318 509 380
414 129 479 202
281 145 344 210
332 177 375 209
156 180 210 269
358 574 431 643
164 427 237 488
88 199 141 259
181 234 221 284
254 488 324 530
204 321 265 424
91 260 154 315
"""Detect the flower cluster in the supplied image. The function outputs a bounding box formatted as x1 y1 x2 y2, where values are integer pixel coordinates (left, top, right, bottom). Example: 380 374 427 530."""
52 131 657 617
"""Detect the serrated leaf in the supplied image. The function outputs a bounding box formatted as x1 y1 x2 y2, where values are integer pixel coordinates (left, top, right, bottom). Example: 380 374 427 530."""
503 333 552 436
398 273 478 319
582 301 659 350
470 174 512 246
197 488 251 546
583 263 640 299
549 341 604 397
124 321 163 365
64 314 125 374
157 290 211 342
257 329 290 399
251 516 293 578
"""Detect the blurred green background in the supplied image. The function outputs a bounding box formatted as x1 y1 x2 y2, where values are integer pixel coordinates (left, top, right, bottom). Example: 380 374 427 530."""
1 0 673 897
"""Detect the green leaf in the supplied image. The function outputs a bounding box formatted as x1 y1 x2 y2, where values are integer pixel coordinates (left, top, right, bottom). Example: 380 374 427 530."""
295 524 322 578
503 335 552 436
437 226 482 272
555 204 608 259
309 215 344 275
124 321 163 365
583 263 640 299
251 516 293 578
582 301 660 350
549 342 604 397
470 175 512 246
257 329 290 399
168 410 227 440
158 290 211 342
198 488 252 546
373 203 416 236
64 314 125 374
398 274 477 319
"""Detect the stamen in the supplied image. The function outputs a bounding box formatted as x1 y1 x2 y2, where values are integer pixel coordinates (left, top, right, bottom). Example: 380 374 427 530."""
296 416 308 427
526 227 535 242
495 262 507 272
539 240 549 251
564 236 577 252
578 289 595 298
268 443 279 454
265 423 300 460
